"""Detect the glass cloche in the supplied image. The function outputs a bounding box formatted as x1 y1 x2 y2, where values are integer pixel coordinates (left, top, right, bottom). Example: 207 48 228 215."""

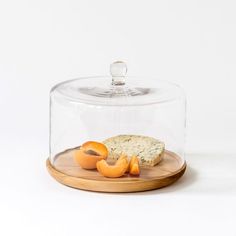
47 61 186 192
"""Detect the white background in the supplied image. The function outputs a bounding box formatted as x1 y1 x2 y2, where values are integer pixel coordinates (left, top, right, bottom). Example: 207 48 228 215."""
0 1 236 236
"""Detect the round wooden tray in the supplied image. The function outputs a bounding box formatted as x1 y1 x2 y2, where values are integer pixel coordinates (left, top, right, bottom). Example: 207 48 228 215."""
46 148 186 193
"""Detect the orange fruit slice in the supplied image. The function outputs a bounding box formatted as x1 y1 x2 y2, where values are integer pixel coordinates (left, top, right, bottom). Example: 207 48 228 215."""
129 156 140 176
74 141 108 170
96 155 128 178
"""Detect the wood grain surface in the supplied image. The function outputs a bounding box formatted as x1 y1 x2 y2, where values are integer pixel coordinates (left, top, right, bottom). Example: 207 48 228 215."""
46 149 186 192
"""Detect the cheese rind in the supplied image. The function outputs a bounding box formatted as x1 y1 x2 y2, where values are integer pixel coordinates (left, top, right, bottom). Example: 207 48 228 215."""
103 135 165 166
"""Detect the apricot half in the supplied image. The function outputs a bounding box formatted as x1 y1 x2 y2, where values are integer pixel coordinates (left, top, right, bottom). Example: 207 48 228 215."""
96 156 129 178
81 141 108 157
129 156 140 176
74 141 108 169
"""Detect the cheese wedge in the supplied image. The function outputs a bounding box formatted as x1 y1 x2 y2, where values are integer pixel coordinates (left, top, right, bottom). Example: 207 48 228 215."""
103 135 165 166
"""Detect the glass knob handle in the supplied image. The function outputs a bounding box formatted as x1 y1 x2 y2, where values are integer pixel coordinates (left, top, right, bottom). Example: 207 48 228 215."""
110 61 127 86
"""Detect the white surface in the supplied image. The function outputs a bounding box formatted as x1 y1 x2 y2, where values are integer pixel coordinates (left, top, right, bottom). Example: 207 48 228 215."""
0 0 236 235
1 149 236 236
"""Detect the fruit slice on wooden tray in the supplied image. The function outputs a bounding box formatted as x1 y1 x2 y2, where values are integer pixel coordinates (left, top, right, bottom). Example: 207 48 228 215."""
74 141 108 169
116 154 130 173
129 156 140 176
97 155 129 178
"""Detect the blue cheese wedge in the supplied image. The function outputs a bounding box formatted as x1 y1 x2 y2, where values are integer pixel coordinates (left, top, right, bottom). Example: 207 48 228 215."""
103 135 165 166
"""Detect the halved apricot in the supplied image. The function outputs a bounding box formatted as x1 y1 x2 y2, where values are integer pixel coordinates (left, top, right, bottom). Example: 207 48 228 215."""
96 156 129 178
129 156 140 176
81 141 108 157
74 141 108 170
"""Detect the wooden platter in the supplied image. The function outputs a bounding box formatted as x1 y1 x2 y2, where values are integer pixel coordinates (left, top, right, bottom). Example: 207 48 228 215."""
46 148 186 193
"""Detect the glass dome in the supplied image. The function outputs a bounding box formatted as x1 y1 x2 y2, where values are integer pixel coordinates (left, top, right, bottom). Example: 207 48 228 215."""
47 61 186 192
